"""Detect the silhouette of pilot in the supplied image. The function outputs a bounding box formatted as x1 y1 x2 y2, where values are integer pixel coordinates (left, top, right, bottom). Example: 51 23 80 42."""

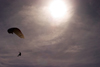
17 52 21 57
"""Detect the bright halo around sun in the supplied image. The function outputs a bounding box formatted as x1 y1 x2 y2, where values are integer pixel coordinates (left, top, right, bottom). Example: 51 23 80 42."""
49 0 67 19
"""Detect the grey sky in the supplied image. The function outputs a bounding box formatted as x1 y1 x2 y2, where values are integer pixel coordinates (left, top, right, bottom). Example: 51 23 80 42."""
0 0 100 67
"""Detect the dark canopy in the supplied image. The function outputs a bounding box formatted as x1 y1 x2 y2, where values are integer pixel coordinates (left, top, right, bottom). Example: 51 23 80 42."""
8 27 24 38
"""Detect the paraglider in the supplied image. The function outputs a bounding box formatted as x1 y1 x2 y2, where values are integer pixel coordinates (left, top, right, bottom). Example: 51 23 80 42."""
17 52 21 57
7 27 24 57
7 27 24 38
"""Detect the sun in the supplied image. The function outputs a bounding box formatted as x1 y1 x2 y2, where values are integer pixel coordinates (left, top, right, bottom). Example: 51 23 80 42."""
49 0 67 19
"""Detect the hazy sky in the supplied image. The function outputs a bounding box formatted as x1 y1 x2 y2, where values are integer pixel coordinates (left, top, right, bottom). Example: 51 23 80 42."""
0 0 100 67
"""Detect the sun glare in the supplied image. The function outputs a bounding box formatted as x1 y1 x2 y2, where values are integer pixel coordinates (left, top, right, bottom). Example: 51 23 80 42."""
49 0 67 19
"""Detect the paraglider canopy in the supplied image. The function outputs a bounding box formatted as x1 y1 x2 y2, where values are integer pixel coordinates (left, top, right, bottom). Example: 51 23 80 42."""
7 27 24 38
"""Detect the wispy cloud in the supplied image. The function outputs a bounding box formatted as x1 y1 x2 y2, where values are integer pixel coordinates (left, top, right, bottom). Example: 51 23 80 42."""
0 0 100 67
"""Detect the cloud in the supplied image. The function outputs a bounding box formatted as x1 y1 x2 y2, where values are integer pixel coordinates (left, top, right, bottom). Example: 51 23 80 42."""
0 0 100 67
